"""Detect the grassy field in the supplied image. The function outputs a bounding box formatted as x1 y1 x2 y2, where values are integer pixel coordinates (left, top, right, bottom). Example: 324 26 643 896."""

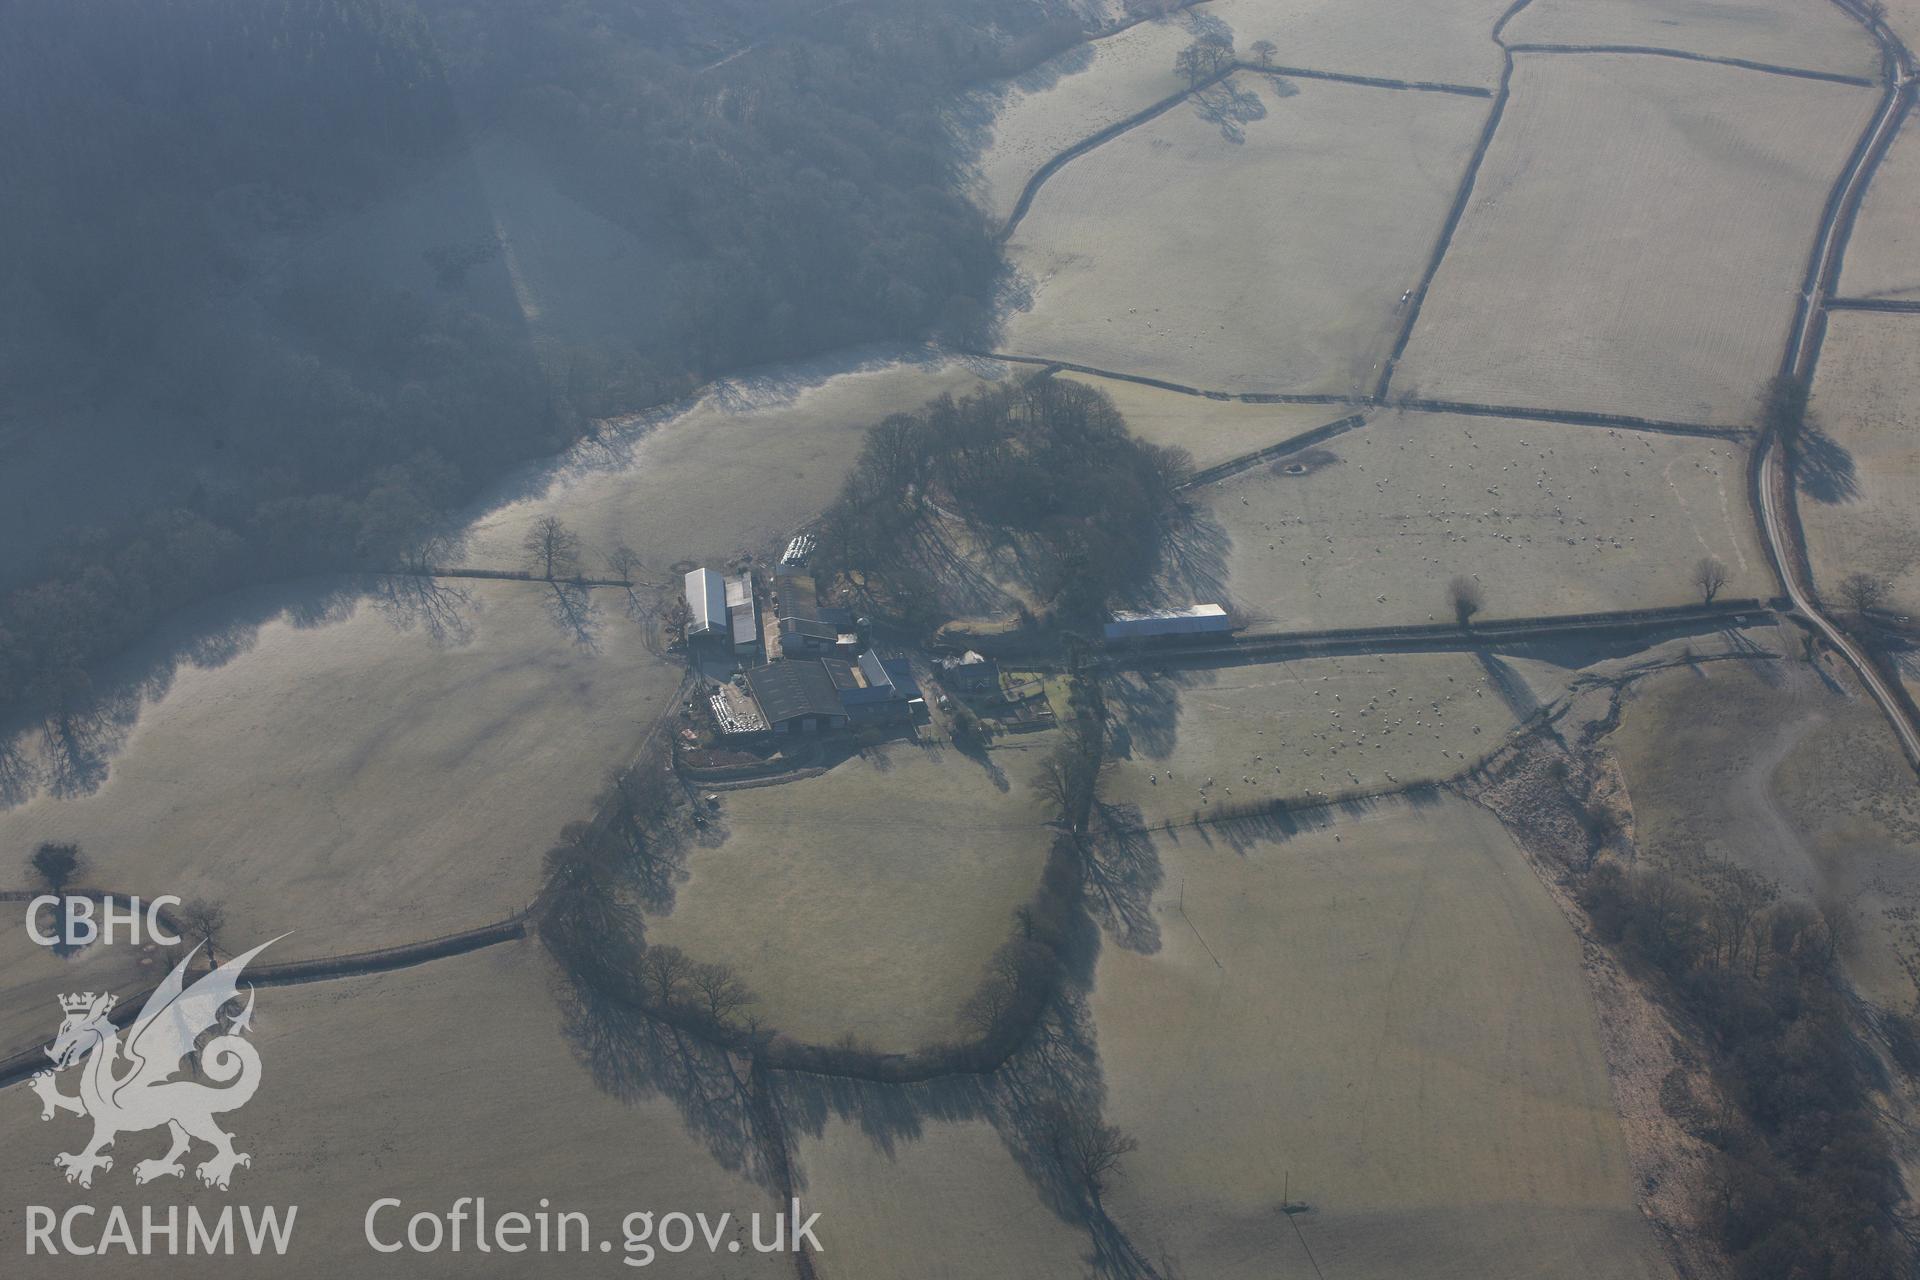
1203 0 1512 86
1102 652 1555 823
1195 409 1767 630
0 942 791 1277
791 1111 1089 1280
644 736 1060 1051
1052 370 1358 468
1000 73 1486 396
1505 0 1881 78
452 351 1008 577
0 577 680 963
957 13 1198 225
0 924 157 1067
1839 117 1920 301
1088 799 1670 1279
1395 54 1876 423
1801 311 1920 614
1609 654 1920 1011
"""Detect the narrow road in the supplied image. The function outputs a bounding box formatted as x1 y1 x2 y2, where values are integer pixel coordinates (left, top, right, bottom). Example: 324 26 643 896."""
1759 7 1920 768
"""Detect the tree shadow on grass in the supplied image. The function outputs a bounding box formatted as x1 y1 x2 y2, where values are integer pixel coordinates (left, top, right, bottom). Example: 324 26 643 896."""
1792 424 1859 504
1186 784 1447 857
558 980 772 1187
1475 648 1540 722
1190 78 1268 144
542 581 603 651
1083 803 1164 954
366 572 477 646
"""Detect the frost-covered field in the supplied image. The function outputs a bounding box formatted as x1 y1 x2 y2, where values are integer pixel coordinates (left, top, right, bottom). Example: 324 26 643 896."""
1196 409 1766 631
1505 0 1881 78
958 14 1198 225
1089 800 1668 1279
0 578 679 962
1000 73 1485 396
452 352 1009 577
645 738 1059 1052
1053 370 1358 468
1202 0 1512 86
1102 652 1555 822
1801 312 1920 613
0 943 790 1278
1839 117 1920 302
1395 55 1876 423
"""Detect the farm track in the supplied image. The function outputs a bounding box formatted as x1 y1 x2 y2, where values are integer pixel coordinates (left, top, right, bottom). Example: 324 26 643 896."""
1757 0 1920 769
1105 600 1778 668
1504 42 1878 87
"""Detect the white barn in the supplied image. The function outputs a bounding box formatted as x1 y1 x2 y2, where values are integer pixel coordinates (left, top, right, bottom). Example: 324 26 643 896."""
684 568 727 638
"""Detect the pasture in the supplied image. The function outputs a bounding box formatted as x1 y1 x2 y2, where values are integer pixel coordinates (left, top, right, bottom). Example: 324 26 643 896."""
0 577 680 963
1394 54 1876 423
0 942 790 1277
643 737 1060 1052
1505 0 1881 79
1839 117 1920 301
1203 0 1513 87
1087 799 1669 1279
999 73 1486 396
1801 311 1920 614
1195 409 1766 630
958 14 1198 225
790 1111 1088 1280
452 351 1008 577
1102 652 1550 823
1052 370 1357 469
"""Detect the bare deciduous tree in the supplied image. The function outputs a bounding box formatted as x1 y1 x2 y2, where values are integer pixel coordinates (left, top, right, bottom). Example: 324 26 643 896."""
1448 575 1484 627
690 962 755 1029
640 943 694 1008
524 514 582 581
1173 34 1232 89
30 841 84 891
1042 1100 1138 1203
1693 556 1729 605
605 543 641 584
1838 571 1885 616
176 899 228 968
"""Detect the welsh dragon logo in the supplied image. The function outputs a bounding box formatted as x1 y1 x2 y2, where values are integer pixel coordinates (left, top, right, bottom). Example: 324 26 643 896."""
28 938 280 1190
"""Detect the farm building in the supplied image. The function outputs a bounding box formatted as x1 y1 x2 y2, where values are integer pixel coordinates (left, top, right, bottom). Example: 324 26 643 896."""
772 568 858 658
833 651 923 723
739 651 920 734
1103 604 1232 642
684 568 728 639
725 572 758 654
745 660 849 735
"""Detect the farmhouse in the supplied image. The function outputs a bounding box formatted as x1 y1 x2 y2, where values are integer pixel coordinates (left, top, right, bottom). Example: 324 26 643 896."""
936 650 1000 694
1104 603 1232 642
684 568 728 640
